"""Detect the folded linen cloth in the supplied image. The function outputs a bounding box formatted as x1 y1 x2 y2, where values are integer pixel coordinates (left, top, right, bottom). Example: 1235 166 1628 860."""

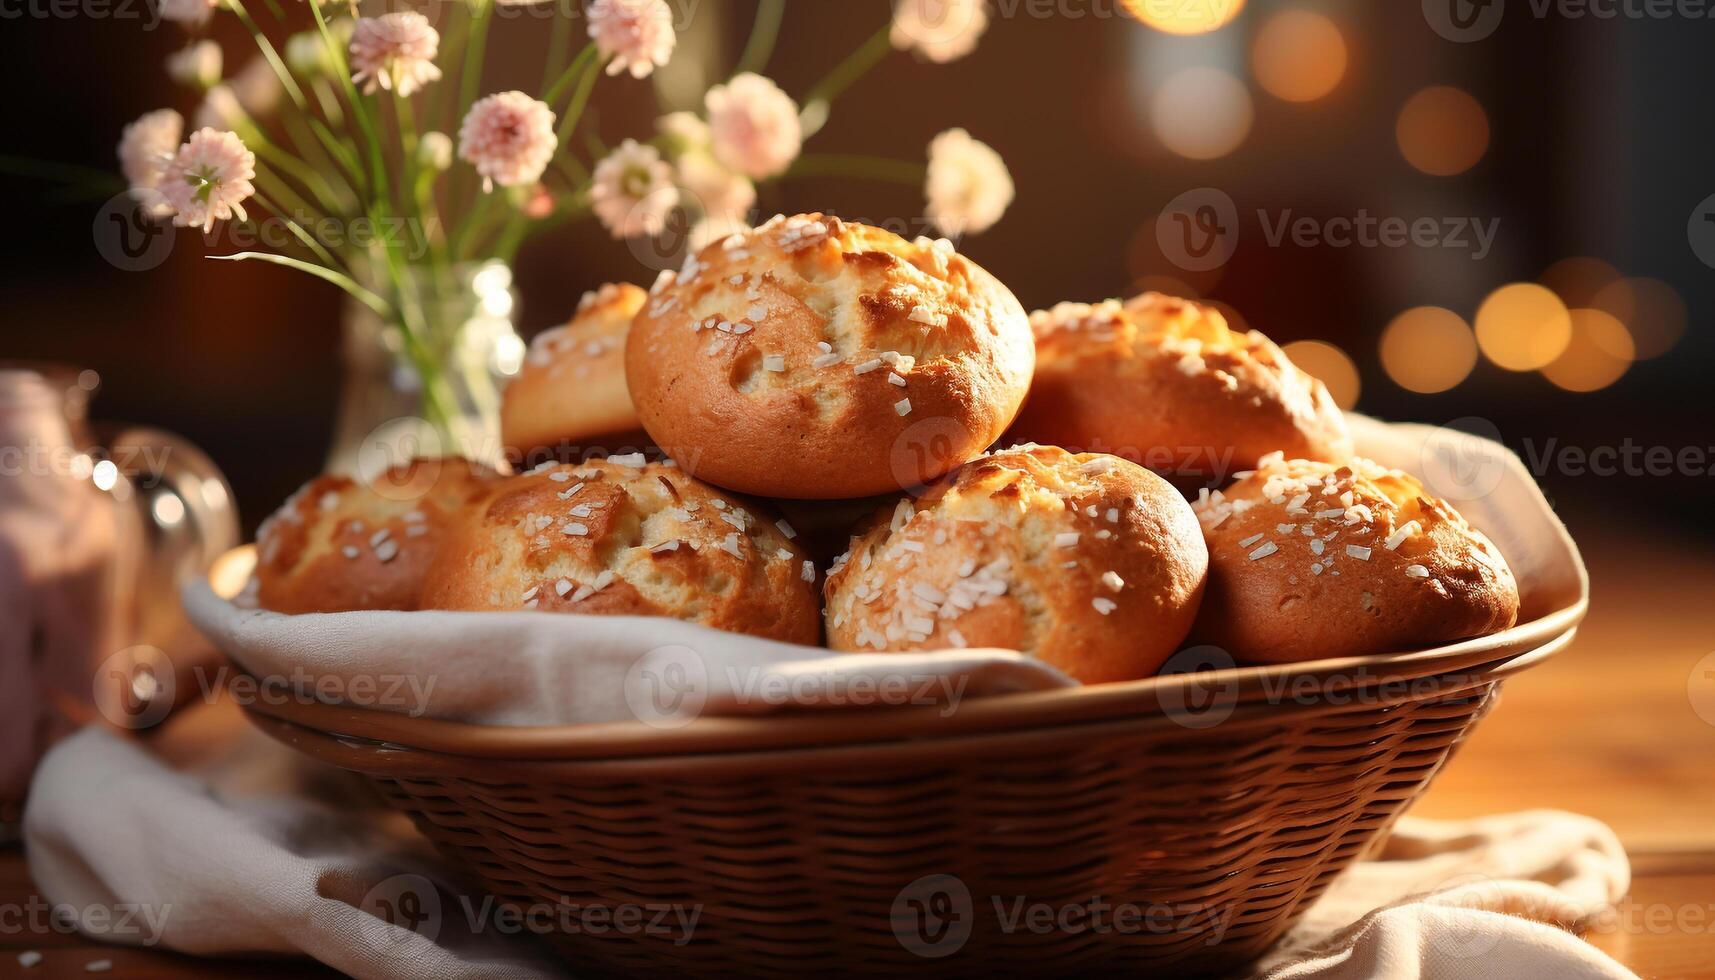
25 723 1636 979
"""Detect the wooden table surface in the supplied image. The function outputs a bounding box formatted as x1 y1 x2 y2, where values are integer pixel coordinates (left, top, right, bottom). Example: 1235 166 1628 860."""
3 524 1712 978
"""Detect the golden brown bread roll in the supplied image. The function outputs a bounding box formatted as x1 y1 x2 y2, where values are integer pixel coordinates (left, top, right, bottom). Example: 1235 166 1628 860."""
1009 293 1352 479
623 213 1035 498
502 282 647 459
421 456 820 644
255 457 498 613
1191 454 1519 662
823 445 1208 683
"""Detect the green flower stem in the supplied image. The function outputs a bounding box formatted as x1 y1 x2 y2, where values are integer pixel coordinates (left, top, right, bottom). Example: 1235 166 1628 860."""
309 0 391 207
457 0 495 121
542 7 575 93
785 154 926 185
736 0 786 76
249 186 343 270
545 43 599 107
208 252 390 317
804 24 892 109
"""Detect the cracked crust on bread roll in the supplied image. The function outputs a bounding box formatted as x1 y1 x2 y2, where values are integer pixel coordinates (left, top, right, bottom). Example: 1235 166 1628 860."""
823 445 1208 684
420 455 820 644
502 282 648 458
624 213 1035 498
1009 293 1352 479
255 457 499 613
1191 454 1519 663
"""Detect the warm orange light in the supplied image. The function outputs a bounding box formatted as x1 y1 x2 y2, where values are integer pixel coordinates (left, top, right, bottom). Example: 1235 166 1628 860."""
1538 256 1620 309
1380 306 1478 393
1152 66 1254 160
1542 309 1635 392
1251 10 1347 103
1590 276 1686 360
1282 340 1360 409
1396 86 1489 176
1474 283 1572 371
1123 0 1246 35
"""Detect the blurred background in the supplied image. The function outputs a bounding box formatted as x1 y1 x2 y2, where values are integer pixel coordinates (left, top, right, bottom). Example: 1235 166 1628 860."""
2 0 1710 548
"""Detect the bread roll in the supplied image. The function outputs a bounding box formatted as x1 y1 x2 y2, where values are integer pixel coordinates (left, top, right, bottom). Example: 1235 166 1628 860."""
1191 454 1519 662
255 457 498 613
1010 293 1351 479
823 445 1208 683
624 213 1035 498
421 455 820 644
502 282 647 459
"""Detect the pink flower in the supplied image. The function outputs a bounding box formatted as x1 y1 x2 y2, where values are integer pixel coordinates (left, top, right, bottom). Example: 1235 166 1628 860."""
349 12 442 97
458 91 558 191
158 128 257 233
925 128 1012 236
704 73 801 180
117 109 184 219
158 0 218 26
590 139 676 239
587 0 675 79
891 0 989 63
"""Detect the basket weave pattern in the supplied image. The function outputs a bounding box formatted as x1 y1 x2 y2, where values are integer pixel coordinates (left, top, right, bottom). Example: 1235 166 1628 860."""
326 679 1499 975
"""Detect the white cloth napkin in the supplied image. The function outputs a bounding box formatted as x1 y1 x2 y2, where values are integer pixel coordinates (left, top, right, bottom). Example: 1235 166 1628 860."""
25 724 1636 979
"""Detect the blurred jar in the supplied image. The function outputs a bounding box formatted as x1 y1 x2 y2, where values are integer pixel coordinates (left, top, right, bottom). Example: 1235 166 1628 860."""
0 365 236 841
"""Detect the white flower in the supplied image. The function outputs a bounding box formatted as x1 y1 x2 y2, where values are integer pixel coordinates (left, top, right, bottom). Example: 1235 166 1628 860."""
458 91 558 191
891 0 989 63
417 131 453 171
158 0 218 26
117 109 184 219
675 151 754 223
158 128 257 233
165 41 221 89
590 139 676 239
925 128 1013 236
704 73 801 180
232 56 283 117
349 12 442 97
587 0 675 79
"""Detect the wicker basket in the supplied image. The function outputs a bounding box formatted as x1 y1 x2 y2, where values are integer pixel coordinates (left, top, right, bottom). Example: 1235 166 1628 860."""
235 594 1583 976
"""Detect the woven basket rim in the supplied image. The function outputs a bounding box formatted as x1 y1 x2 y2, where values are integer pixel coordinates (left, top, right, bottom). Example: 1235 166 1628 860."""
232 597 1581 763
240 626 1570 779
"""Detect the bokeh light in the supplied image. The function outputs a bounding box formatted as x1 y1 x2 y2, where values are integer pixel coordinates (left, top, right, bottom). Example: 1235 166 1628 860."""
1589 276 1687 359
1380 306 1478 393
1542 309 1635 392
1251 10 1347 103
1282 340 1360 409
1538 256 1621 309
1152 66 1254 160
1474 282 1572 371
1123 0 1246 35
1396 86 1489 176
